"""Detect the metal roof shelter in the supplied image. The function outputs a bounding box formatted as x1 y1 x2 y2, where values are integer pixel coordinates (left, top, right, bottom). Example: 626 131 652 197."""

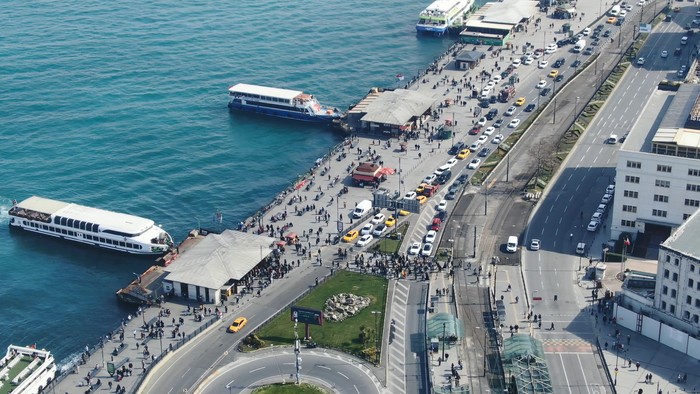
164 230 276 290
662 208 700 260
502 335 553 394
359 89 436 126
455 50 486 63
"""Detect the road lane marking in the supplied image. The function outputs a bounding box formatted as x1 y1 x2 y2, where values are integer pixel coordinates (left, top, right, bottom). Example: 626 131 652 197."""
249 366 265 373
354 385 360 393
559 353 573 394
318 365 331 370
337 371 350 379
577 353 591 393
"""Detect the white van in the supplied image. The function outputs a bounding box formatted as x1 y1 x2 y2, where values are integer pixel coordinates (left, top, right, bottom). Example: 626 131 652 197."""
576 242 586 255
506 236 518 253
609 4 621 16
352 200 373 219
681 36 688 45
573 39 586 53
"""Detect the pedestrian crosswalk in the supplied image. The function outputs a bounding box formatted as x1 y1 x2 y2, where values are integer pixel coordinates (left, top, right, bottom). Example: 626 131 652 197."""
386 281 409 393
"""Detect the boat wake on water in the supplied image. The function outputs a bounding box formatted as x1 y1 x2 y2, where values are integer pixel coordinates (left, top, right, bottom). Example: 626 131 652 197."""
0 197 16 225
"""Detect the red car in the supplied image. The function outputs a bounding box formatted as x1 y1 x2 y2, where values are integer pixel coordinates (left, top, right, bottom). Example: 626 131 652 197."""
430 218 442 231
469 126 481 135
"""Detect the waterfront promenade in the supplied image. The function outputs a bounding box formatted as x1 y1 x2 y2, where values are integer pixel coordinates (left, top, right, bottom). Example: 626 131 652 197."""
50 1 693 392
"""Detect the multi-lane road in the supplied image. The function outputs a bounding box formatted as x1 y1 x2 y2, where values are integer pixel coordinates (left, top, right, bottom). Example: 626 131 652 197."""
523 3 695 392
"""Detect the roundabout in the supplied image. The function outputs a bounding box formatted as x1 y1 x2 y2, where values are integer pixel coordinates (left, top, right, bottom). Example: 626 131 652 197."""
196 348 385 394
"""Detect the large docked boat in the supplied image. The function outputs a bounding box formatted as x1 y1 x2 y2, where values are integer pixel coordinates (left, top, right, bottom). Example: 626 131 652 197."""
416 0 473 35
227 83 343 123
8 196 173 255
0 345 57 394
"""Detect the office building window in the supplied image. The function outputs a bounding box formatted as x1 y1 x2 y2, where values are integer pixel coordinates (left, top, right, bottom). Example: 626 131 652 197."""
689 169 700 177
622 205 637 213
687 183 700 192
670 305 676 314
627 161 642 169
685 199 700 207
626 175 640 183
663 285 668 295
671 289 677 298
691 264 696 272
673 272 679 282
685 213 693 220
664 269 670 278
652 209 668 218
624 190 639 198
654 195 669 203
656 179 671 188
661 301 667 310
689 279 695 288
620 219 636 227
657 164 672 173
687 295 692 305
694 315 699 323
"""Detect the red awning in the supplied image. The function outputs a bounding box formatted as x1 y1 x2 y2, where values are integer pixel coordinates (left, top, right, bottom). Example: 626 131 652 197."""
353 174 377 182
378 167 395 175
275 241 287 246
295 180 307 190
285 232 298 239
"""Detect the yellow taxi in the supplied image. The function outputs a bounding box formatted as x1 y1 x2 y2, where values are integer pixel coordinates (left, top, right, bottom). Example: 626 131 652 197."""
514 97 526 106
398 209 410 216
385 216 397 227
548 69 559 78
456 149 471 159
416 195 428 204
606 16 618 23
227 317 248 333
415 183 428 194
342 230 359 242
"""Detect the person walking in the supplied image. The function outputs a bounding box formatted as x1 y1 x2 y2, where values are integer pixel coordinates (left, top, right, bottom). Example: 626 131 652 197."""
550 322 555 330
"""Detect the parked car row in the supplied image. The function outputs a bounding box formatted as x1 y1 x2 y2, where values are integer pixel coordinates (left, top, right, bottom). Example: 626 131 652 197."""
587 184 615 231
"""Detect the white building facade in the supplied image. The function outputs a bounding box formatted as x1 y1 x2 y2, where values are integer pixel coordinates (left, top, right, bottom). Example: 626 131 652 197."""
610 86 700 241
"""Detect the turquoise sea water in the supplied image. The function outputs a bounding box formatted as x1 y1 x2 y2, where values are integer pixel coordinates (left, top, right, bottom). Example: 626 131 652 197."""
0 0 454 365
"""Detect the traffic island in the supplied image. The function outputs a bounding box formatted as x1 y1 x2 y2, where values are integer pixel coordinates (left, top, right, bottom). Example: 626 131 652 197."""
252 382 328 394
240 271 388 364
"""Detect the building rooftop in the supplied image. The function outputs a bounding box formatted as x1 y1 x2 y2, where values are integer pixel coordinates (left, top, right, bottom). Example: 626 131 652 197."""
661 208 700 260
467 0 535 26
360 89 436 126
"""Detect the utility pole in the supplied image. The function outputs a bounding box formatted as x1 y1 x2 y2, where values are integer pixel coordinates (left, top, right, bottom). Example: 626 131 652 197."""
294 318 301 384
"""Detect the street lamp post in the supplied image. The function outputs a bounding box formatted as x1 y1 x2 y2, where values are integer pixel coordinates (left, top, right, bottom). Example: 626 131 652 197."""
442 322 447 360
372 311 381 365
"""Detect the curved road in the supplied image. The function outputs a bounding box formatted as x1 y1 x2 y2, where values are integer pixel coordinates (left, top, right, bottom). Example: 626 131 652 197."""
197 349 383 394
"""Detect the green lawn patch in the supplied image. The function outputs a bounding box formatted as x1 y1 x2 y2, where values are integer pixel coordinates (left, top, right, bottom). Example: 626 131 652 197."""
370 222 409 254
244 271 388 362
252 383 327 394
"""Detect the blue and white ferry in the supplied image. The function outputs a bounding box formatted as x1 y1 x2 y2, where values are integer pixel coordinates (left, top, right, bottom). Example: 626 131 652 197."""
416 0 473 35
227 83 342 123
8 196 173 255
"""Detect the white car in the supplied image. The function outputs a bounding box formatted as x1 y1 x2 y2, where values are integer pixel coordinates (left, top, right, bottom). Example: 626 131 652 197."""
372 224 386 236
483 126 495 136
445 158 459 168
587 220 600 232
436 200 447 211
606 184 615 194
538 60 549 69
370 213 385 224
637 57 645 65
487 80 496 88
434 164 451 176
544 47 556 54
405 191 417 200
477 117 487 126
619 9 627 17
477 135 488 144
637 0 645 5
408 242 421 255
423 174 437 184
505 106 517 116
661 50 668 58
533 51 543 59
583 27 591 36
469 142 481 151
512 58 522 67
492 134 504 144
597 204 607 214
601 193 613 204
425 230 437 244
357 234 373 247
360 223 374 235
492 75 502 82
536 80 547 89
625 4 633 10
530 239 541 251
693 19 700 25
420 243 434 256
523 57 534 65
591 212 603 222
508 119 521 128
467 158 481 169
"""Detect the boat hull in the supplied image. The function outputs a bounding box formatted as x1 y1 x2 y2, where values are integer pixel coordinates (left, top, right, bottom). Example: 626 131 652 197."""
416 25 449 35
9 222 169 255
227 101 339 124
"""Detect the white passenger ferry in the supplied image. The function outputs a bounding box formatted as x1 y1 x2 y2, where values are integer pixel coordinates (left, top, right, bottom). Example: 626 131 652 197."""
0 345 57 394
228 83 343 123
416 0 473 35
8 196 173 255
